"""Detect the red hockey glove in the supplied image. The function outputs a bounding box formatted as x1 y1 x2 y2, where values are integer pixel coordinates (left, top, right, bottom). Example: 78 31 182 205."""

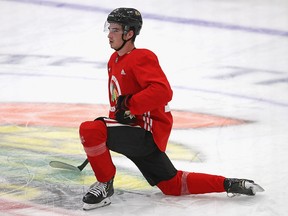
115 95 136 124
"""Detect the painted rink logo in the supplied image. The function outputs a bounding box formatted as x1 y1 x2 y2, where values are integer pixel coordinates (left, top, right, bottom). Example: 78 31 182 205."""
0 102 248 213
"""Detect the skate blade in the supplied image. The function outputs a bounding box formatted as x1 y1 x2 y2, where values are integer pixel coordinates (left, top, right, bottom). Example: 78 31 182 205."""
83 198 111 210
245 182 265 194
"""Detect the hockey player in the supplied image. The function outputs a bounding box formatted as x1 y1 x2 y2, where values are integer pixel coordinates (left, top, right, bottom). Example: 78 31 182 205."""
79 8 264 210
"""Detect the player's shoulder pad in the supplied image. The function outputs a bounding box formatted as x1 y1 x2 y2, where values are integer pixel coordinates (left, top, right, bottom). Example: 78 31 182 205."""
131 48 158 61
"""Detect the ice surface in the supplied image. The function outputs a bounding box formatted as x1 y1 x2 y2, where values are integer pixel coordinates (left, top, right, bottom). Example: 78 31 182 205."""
0 0 288 215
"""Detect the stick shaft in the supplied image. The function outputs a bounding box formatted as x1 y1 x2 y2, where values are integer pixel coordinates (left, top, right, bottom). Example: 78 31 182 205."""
77 158 89 171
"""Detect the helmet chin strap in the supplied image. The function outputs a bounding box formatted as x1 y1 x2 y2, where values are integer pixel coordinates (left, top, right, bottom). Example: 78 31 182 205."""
114 33 132 51
115 40 127 51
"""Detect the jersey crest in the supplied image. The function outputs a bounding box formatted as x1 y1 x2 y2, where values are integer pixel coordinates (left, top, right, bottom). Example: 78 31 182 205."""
110 75 121 103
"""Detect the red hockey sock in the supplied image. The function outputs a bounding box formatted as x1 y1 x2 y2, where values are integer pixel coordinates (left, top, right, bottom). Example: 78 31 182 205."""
157 171 225 196
184 172 226 194
79 120 116 182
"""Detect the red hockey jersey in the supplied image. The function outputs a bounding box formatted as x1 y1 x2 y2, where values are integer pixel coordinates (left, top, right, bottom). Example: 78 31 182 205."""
107 48 173 152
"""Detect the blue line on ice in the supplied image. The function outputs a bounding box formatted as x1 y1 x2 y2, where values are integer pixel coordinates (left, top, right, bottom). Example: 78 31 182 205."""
1 70 287 107
5 0 288 37
174 85 288 108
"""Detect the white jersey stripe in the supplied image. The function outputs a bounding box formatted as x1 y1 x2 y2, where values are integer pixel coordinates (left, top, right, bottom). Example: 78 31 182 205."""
143 111 152 132
103 118 141 128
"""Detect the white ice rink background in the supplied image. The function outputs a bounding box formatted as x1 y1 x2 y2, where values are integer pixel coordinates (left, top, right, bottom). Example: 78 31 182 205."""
0 0 288 215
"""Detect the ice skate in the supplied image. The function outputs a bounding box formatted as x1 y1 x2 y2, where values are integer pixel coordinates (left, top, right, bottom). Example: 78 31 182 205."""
82 178 114 210
224 178 264 197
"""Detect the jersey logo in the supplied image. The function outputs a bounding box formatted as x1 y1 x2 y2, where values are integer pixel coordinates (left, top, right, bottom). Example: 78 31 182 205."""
121 69 126 75
110 75 121 103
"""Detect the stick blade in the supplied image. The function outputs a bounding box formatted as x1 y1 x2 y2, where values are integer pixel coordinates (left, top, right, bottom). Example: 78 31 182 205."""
49 161 80 172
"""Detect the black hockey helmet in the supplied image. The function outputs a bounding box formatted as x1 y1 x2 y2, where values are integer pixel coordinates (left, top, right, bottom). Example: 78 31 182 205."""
107 8 142 35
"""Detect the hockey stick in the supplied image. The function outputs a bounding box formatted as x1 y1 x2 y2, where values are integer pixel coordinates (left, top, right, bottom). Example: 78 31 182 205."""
49 158 89 172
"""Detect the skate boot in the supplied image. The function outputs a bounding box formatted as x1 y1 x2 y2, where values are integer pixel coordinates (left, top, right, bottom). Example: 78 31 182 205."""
224 178 264 197
82 178 114 210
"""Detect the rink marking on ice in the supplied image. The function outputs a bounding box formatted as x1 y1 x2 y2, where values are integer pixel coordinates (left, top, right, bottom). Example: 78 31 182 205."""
0 198 78 216
0 103 247 129
0 103 248 214
1 53 287 108
5 0 288 37
174 85 288 108
0 101 246 165
0 125 201 162
0 53 106 69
